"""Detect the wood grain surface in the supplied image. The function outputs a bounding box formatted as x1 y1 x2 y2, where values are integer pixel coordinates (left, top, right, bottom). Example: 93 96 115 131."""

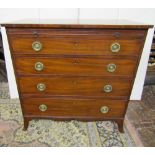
18 76 132 97
3 23 153 29
5 25 149 132
14 56 138 77
21 97 128 118
9 37 144 56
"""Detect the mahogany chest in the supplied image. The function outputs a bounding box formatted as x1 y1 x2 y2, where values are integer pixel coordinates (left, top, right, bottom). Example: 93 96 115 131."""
3 23 152 132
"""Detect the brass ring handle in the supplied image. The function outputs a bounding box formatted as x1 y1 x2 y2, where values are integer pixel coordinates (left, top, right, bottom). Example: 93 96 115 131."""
39 104 47 112
107 63 116 72
35 62 44 71
110 43 120 53
100 106 109 114
103 85 112 93
32 41 42 51
37 83 46 91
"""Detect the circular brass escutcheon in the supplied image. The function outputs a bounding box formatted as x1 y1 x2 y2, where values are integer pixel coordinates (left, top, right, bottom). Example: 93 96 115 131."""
100 106 109 114
39 104 47 112
37 83 46 91
32 41 42 51
107 63 116 72
110 43 120 53
35 62 44 71
103 85 112 93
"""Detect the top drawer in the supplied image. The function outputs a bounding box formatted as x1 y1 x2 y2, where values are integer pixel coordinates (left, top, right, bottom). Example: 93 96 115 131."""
7 28 146 56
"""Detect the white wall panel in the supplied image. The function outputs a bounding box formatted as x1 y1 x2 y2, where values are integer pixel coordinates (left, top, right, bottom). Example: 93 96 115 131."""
39 8 78 23
79 8 119 24
130 28 154 100
118 9 155 100
118 8 155 24
0 8 39 23
1 27 19 98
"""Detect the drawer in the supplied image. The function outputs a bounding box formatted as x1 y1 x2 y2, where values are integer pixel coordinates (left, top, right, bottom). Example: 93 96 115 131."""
7 28 146 39
7 29 145 56
18 76 132 97
14 57 137 77
9 37 144 56
21 97 128 118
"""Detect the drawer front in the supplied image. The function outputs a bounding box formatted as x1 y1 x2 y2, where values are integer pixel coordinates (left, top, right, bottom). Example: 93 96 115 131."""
9 37 144 56
22 97 128 118
14 57 137 77
7 28 146 39
18 76 132 97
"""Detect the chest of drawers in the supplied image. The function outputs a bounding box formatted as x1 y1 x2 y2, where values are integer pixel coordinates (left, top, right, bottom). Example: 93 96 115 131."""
3 23 152 132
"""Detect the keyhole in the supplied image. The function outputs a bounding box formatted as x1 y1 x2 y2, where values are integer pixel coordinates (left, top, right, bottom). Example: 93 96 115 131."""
74 41 79 47
72 81 77 85
33 31 39 38
73 58 79 64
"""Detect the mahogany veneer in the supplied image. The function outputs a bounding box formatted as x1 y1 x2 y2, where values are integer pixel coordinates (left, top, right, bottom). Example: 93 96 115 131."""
3 23 153 132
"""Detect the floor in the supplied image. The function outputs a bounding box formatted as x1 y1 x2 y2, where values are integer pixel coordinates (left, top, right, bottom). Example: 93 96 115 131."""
125 85 155 146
